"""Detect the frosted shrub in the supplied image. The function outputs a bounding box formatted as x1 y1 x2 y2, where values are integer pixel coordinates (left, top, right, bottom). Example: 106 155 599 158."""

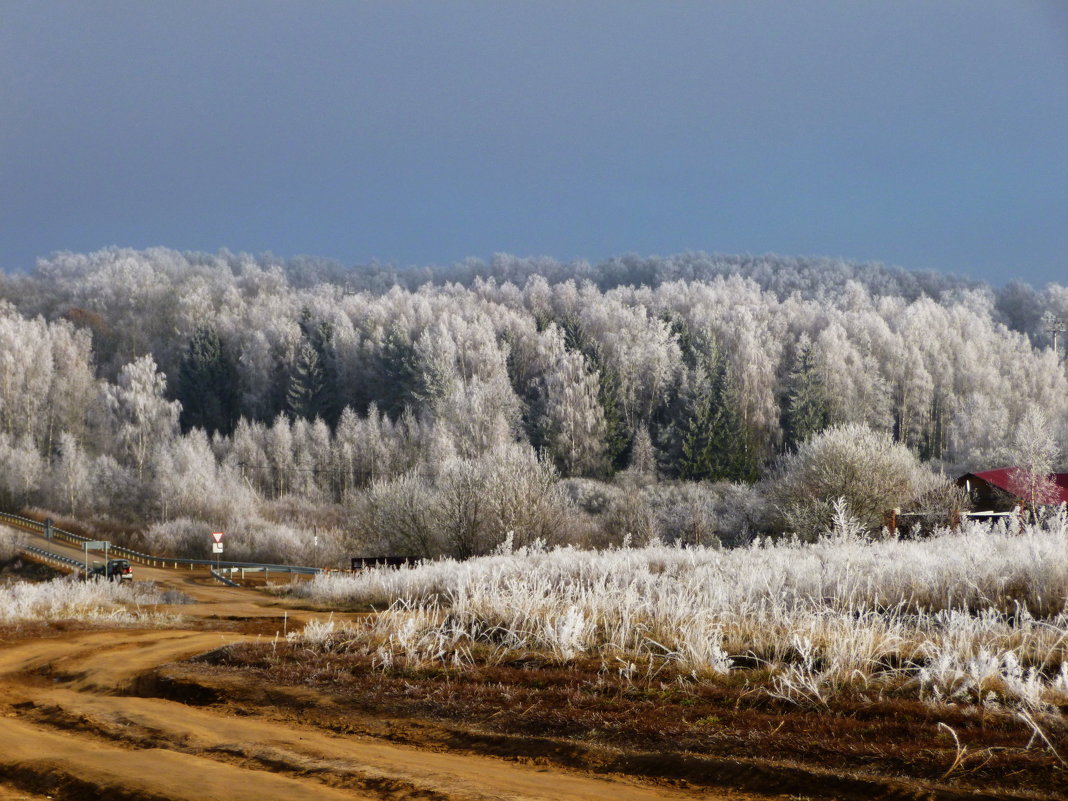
546 605 590 660
140 518 210 558
349 472 442 558
770 424 934 539
0 527 23 561
0 575 172 624
225 519 308 563
292 617 339 649
351 445 568 559
565 479 770 549
140 515 318 564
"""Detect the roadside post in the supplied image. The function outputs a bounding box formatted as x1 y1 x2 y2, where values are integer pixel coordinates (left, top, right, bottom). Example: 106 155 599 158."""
44 518 53 542
211 531 224 575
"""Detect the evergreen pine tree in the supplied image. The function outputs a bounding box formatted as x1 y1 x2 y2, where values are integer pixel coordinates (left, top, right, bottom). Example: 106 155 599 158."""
679 369 715 480
176 325 239 435
781 334 829 451
593 357 629 472
286 340 325 420
678 351 758 482
377 325 421 419
310 320 340 424
287 310 341 424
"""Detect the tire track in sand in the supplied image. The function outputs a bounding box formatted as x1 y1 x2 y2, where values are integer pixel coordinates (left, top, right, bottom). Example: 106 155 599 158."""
0 625 756 800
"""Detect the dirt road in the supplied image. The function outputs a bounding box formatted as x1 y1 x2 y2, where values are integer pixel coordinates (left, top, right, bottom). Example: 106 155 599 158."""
1 529 768 801
17 531 330 623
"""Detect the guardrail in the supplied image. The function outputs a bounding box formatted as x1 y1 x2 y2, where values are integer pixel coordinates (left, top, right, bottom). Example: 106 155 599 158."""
1 511 322 579
209 568 241 588
20 543 83 572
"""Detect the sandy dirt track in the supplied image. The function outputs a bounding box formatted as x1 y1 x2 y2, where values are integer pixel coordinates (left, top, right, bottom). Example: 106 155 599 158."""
2 530 771 801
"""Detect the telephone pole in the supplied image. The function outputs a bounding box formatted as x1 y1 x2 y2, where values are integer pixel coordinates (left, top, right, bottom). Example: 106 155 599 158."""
1042 312 1065 357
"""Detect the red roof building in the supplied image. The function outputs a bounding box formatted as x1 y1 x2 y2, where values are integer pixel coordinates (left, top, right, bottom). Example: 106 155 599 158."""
958 468 1068 509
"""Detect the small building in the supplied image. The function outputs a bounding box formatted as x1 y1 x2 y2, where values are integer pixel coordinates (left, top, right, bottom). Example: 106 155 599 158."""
957 468 1068 512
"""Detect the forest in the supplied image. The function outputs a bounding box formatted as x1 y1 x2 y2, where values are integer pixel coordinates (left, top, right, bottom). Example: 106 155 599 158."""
0 247 1066 563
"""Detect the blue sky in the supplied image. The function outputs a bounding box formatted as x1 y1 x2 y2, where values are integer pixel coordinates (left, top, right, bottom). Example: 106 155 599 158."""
2 1 1066 285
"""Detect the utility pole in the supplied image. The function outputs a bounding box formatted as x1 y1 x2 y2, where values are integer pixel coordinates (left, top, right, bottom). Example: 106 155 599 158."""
1042 312 1065 356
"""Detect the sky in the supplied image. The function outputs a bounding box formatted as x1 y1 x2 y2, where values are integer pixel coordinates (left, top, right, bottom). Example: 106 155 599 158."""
1 1 1066 286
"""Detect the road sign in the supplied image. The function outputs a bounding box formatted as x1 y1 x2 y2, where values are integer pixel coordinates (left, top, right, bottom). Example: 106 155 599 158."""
212 542 224 553
83 540 110 580
211 531 224 543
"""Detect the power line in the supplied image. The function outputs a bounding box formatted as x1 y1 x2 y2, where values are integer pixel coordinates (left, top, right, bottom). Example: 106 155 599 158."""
236 460 342 475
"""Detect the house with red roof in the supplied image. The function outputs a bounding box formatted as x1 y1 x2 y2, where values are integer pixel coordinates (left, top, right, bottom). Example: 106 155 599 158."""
957 468 1068 511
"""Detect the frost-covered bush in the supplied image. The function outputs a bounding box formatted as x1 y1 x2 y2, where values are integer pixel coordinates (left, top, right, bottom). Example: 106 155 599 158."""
561 479 650 548
350 445 570 559
223 519 310 564
139 518 213 558
140 515 328 564
349 471 441 558
642 481 770 547
563 478 770 548
562 478 619 516
0 575 172 623
770 423 935 539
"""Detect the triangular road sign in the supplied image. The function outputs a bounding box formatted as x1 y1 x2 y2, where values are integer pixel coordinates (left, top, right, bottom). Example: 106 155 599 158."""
211 531 224 543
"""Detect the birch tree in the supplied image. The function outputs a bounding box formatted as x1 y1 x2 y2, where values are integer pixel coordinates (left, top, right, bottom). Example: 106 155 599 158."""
541 339 607 476
104 356 181 482
1007 407 1061 520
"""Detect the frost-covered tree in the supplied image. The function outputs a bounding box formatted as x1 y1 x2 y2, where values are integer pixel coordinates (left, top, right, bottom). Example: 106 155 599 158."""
6 246 1068 560
625 425 658 478
0 306 53 444
50 432 93 516
0 434 44 508
42 320 96 452
103 355 181 482
286 340 327 421
540 331 608 476
1007 407 1061 519
265 414 296 498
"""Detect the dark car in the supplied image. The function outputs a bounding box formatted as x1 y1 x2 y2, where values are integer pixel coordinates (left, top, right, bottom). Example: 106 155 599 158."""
90 559 133 582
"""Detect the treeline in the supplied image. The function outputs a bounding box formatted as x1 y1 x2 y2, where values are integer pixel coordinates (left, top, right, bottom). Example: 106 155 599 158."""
0 248 1065 561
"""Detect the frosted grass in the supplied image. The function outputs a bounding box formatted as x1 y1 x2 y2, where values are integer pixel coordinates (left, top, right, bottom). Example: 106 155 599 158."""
0 576 175 624
287 515 1068 713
